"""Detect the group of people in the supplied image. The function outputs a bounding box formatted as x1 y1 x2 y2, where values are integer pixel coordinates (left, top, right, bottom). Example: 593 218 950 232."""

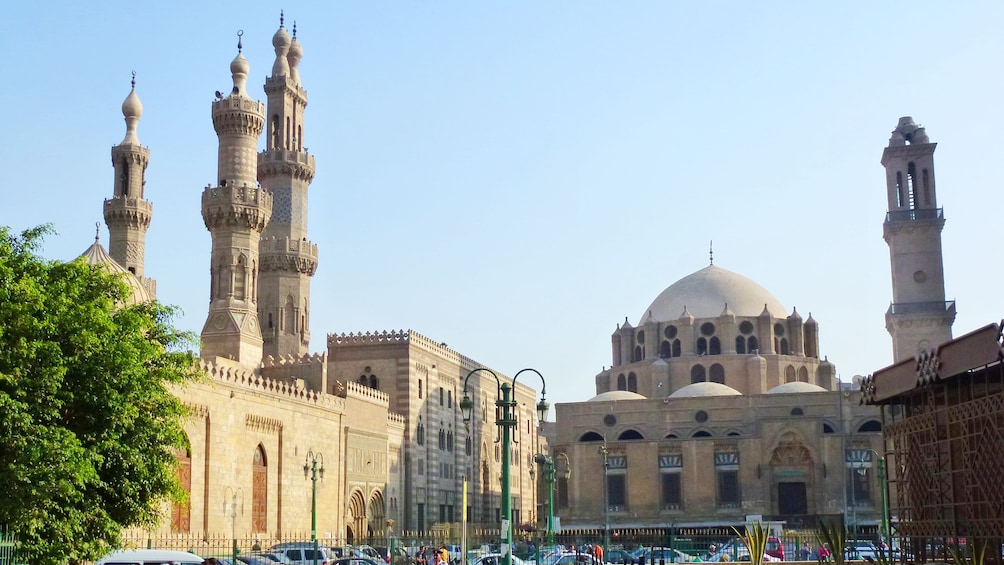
415 545 453 565
798 543 830 562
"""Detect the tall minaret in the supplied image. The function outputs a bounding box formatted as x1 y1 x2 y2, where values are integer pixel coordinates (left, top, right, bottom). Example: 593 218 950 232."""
258 15 318 358
881 116 955 362
201 32 272 365
104 72 156 298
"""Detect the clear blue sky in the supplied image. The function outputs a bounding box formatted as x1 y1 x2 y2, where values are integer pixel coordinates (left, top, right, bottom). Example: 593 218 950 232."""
5 1 1002 408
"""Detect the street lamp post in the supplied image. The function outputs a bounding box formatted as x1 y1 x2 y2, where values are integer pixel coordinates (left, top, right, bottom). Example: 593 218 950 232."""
858 449 890 546
598 443 609 559
533 453 571 548
303 450 325 565
224 487 244 562
461 368 548 565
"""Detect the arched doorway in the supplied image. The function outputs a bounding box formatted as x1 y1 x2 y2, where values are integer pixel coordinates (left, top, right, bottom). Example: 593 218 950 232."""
347 490 366 544
769 432 814 515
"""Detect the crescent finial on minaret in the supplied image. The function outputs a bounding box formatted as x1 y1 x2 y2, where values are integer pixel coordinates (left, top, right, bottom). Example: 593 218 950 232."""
709 240 714 265
131 70 136 89
237 29 244 53
280 10 284 27
293 21 297 39
95 222 101 242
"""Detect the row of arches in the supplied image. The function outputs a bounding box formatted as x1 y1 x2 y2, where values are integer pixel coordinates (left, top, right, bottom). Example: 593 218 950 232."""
577 419 882 443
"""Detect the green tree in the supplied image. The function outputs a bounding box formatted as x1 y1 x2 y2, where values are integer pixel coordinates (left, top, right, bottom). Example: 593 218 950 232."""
0 225 199 565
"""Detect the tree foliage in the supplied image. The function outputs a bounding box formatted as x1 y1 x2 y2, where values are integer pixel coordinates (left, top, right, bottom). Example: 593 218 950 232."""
0 225 199 565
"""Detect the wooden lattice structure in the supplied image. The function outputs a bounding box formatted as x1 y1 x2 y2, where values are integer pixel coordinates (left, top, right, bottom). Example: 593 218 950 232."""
862 323 1004 563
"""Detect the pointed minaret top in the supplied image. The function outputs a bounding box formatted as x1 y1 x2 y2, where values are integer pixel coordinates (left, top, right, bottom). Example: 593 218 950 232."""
288 21 303 84
272 14 292 77
120 71 143 145
229 30 251 97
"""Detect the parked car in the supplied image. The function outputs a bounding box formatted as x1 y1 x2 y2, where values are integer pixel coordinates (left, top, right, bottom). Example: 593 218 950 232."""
541 553 602 565
708 540 781 563
373 546 415 565
603 549 634 564
470 554 527 565
631 547 699 564
270 543 335 565
96 549 204 565
238 557 283 565
329 558 384 565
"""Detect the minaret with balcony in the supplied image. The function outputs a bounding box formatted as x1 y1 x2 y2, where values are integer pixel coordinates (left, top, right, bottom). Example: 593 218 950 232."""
881 117 955 361
104 73 156 298
201 32 272 365
258 15 318 358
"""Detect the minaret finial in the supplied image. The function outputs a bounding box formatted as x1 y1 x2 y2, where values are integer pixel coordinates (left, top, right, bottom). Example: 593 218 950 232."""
237 29 244 53
95 222 101 243
130 70 136 89
293 21 297 39
709 240 714 265
280 10 284 27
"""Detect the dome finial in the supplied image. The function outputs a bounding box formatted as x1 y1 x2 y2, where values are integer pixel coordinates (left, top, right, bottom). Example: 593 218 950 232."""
130 70 136 89
95 222 101 243
709 240 714 265
292 21 298 39
280 10 285 27
237 29 244 53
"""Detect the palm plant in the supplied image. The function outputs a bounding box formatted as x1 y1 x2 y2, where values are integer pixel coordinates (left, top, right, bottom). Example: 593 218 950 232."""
815 519 846 565
948 538 988 565
734 522 769 565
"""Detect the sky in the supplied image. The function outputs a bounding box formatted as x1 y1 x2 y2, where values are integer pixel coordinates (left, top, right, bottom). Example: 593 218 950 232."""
4 1 1002 409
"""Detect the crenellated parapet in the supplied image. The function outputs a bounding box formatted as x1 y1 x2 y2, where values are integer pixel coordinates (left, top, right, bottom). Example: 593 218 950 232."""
211 97 266 137
259 235 318 274
258 149 315 182
198 358 320 401
328 329 411 347
201 185 273 232
345 379 390 404
104 197 153 229
260 351 327 393
263 75 307 105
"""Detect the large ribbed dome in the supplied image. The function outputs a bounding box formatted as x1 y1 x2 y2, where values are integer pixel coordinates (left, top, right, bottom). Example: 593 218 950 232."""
640 265 787 323
79 239 151 304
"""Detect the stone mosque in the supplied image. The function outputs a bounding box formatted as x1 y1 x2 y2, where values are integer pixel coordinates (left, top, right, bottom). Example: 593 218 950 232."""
78 14 956 541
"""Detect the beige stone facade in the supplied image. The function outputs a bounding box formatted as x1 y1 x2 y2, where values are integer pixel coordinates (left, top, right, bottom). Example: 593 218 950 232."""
86 16 545 542
546 264 887 531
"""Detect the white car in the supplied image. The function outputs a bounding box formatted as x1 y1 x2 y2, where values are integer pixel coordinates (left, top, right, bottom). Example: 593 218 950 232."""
469 554 526 565
540 553 602 565
97 549 205 565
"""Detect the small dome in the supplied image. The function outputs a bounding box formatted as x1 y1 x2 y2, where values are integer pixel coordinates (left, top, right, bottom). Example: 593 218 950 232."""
230 53 250 81
588 390 648 402
766 382 828 394
641 265 786 323
669 382 742 398
79 237 151 304
272 23 291 50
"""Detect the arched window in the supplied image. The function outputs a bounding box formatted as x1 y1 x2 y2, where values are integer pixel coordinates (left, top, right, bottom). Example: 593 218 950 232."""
736 336 746 354
370 375 379 389
234 255 247 300
779 338 790 355
823 422 836 434
691 365 706 384
634 345 643 362
692 430 712 438
438 429 445 450
579 431 604 442
748 336 759 352
660 341 672 358
785 365 796 383
447 430 454 452
252 445 268 532
923 169 931 205
797 366 808 383
858 420 882 433
170 446 191 533
907 162 918 209
618 429 644 440
697 338 708 355
896 171 905 208
617 374 626 390
417 418 425 445
627 372 638 392
271 115 280 149
709 336 721 355
465 437 472 455
709 364 725 384
358 375 368 385
672 339 681 357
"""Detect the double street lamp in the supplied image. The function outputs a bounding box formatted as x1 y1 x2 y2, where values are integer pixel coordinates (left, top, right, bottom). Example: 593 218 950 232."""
532 452 570 547
461 368 548 565
303 450 325 565
598 443 610 559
